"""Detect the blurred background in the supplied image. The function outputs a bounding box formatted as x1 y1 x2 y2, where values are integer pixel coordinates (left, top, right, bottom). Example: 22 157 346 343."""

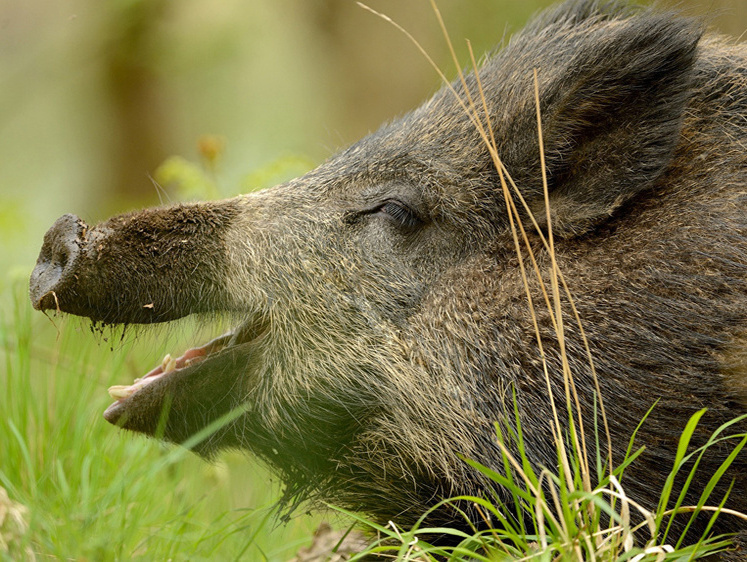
0 1 744 557
0 0 745 279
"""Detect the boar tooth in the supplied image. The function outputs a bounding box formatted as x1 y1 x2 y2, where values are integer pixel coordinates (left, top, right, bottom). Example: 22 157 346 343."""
161 353 173 371
108 385 134 400
164 356 177 373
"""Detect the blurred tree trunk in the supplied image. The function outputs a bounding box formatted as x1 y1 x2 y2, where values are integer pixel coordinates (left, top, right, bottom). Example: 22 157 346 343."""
103 0 170 204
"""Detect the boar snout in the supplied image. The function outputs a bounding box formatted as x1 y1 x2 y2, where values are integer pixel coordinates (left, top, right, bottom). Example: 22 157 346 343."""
30 213 85 314
29 201 242 324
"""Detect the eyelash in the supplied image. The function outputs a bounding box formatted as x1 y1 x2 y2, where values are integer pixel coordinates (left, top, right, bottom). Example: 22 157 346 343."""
379 200 422 230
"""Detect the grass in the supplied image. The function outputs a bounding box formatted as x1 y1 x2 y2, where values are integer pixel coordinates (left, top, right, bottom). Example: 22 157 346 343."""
346 409 747 560
0 282 328 561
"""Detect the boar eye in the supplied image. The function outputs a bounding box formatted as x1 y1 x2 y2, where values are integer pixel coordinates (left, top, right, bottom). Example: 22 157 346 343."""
378 200 423 231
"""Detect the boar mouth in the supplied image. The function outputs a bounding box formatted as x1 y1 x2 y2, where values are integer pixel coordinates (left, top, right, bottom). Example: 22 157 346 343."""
102 318 269 445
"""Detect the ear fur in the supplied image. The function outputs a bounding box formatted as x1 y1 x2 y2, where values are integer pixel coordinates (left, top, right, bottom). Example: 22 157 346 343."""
501 4 703 236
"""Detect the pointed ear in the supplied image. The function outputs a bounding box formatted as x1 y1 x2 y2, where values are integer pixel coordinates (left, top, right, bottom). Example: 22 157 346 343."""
510 12 702 236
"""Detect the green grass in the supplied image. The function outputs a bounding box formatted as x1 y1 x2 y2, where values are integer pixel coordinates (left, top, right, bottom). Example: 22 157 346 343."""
0 282 329 561
346 415 745 561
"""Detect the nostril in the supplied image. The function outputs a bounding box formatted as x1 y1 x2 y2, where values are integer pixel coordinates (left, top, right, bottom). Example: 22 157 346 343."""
55 245 69 270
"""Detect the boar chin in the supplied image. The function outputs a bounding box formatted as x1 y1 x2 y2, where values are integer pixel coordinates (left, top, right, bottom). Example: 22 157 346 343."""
103 318 268 456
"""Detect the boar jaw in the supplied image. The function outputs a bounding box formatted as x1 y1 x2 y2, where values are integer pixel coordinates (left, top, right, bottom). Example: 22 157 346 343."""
103 317 269 453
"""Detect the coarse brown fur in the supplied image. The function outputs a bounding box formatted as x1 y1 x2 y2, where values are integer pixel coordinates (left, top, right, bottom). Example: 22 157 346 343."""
30 0 747 554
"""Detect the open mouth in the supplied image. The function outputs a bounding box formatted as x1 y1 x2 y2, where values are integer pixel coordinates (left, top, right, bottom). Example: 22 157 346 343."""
106 333 232 402
102 318 268 426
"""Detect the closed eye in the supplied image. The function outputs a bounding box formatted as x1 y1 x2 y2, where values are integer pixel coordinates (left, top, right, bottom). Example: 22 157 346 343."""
378 200 423 231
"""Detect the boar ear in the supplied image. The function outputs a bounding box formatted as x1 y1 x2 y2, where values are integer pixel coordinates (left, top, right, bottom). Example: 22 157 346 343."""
519 14 702 236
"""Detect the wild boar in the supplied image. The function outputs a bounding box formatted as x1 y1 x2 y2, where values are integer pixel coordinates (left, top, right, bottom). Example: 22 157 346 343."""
29 0 747 552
